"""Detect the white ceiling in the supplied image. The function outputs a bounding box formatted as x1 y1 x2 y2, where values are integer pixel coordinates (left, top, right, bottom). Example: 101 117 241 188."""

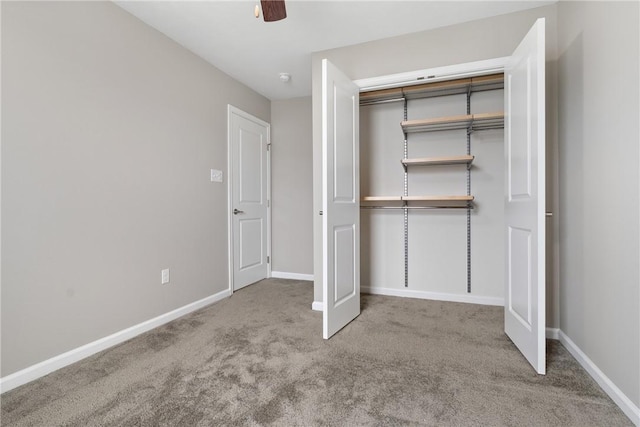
115 1 553 100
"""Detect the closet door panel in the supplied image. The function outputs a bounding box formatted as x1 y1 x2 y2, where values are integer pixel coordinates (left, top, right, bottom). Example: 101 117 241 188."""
504 18 546 375
322 59 360 340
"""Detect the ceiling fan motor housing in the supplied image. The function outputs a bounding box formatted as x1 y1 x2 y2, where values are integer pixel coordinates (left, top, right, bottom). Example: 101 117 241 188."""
260 0 287 22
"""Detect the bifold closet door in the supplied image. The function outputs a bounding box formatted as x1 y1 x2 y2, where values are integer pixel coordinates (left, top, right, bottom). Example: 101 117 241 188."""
321 59 361 339
504 18 546 374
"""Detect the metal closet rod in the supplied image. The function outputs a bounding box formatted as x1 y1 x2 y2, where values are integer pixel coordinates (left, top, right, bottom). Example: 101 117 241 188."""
360 97 405 106
360 205 474 210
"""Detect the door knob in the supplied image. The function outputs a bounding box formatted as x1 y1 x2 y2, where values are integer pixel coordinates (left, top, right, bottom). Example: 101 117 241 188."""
233 208 244 215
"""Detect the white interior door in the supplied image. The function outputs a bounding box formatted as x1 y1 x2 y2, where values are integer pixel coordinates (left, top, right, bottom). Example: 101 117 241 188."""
504 18 546 374
229 106 270 291
322 59 360 339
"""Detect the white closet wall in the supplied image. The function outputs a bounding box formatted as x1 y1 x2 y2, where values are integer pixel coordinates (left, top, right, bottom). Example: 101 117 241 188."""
360 88 504 301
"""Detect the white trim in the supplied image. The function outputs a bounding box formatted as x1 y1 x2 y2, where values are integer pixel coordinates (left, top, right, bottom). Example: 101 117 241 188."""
267 125 272 280
354 56 510 92
361 286 504 307
312 301 324 312
227 105 272 293
0 289 231 394
227 105 234 295
545 327 559 340
558 330 640 425
271 271 314 281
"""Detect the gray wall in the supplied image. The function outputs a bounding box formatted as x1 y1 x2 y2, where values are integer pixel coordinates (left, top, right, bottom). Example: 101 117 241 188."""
271 97 313 275
557 1 639 407
312 4 560 323
1 1 270 377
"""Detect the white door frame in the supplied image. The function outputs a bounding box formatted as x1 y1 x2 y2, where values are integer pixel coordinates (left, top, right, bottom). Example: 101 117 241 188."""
227 105 272 293
354 57 510 92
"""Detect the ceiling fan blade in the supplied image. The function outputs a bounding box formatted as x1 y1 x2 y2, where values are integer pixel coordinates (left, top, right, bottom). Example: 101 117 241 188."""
260 0 286 22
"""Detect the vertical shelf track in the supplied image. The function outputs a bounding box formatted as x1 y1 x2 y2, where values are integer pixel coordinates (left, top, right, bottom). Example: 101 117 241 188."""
466 87 472 293
403 98 409 287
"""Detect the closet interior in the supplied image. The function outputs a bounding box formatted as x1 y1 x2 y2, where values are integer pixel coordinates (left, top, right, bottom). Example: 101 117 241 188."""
359 74 506 299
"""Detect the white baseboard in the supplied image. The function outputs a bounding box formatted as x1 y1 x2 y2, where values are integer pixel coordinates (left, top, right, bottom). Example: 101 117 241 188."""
0 289 231 394
546 327 560 340
271 271 314 281
558 330 639 425
312 301 323 312
361 286 504 306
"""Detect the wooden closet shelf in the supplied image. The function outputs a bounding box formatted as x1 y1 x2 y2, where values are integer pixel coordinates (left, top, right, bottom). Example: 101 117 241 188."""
401 78 471 99
361 196 403 202
402 195 474 202
401 112 504 133
402 155 474 166
362 195 474 203
360 73 504 105
360 87 403 104
469 74 505 92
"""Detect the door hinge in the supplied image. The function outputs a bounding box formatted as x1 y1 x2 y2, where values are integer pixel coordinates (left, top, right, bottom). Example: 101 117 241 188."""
267 199 270 208
267 256 270 264
267 143 271 151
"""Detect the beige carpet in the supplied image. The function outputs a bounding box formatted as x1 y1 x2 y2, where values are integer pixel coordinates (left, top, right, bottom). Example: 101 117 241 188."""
1 278 632 426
